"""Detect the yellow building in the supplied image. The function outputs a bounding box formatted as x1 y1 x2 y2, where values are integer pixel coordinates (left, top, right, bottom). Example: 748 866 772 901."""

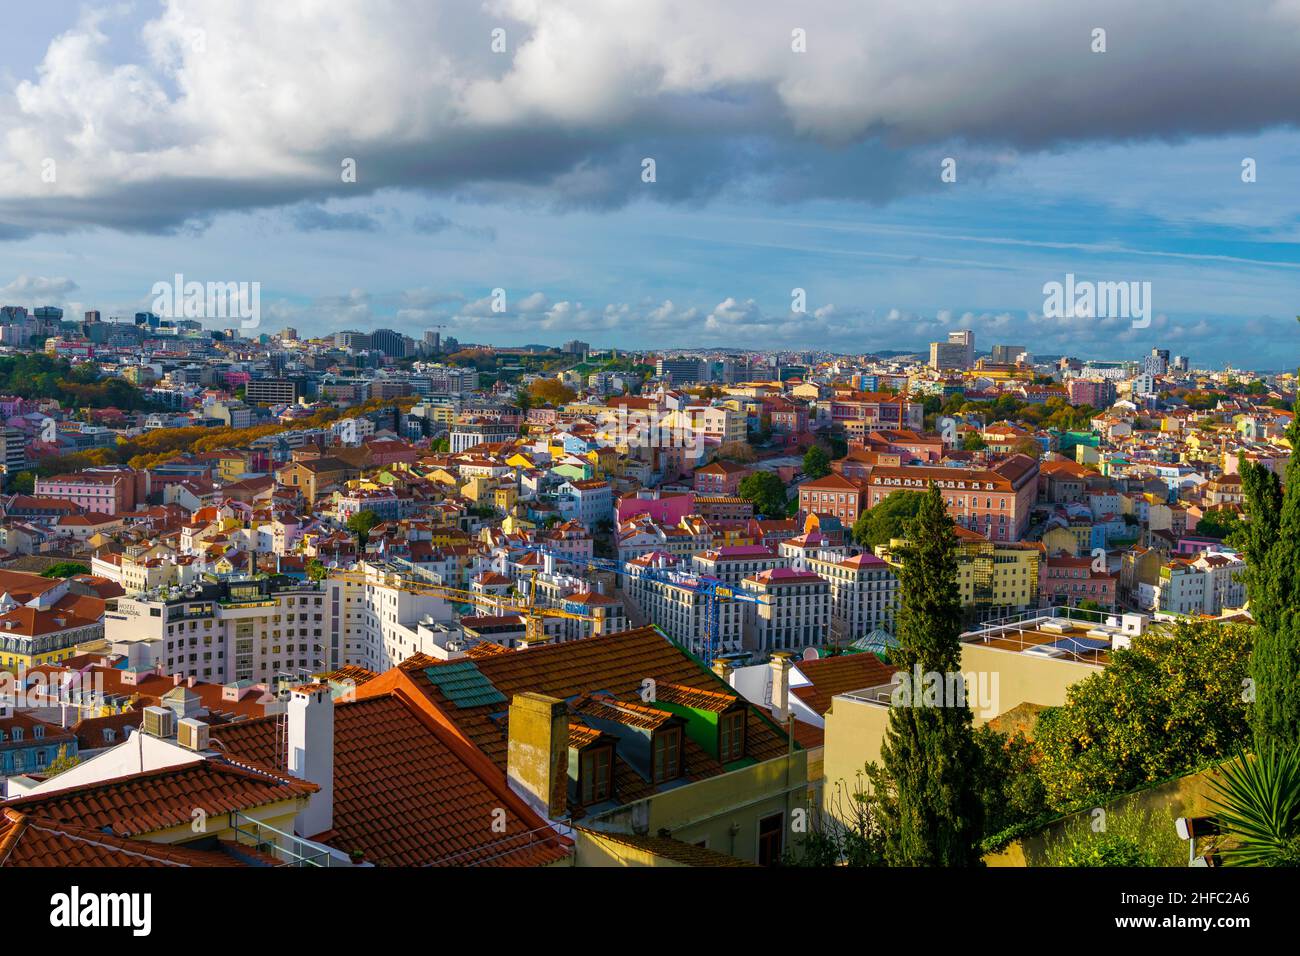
822 611 1131 830
877 531 1042 611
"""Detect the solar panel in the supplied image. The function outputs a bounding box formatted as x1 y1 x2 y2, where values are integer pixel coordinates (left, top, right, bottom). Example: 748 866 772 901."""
1049 636 1110 653
423 661 507 708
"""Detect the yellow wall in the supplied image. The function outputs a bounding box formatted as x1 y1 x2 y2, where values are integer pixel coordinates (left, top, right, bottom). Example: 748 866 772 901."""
572 831 691 867
585 750 809 864
821 645 1101 829
985 764 1227 866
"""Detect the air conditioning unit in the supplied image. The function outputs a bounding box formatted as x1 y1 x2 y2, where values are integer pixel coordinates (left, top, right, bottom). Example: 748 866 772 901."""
142 705 176 739
177 716 210 751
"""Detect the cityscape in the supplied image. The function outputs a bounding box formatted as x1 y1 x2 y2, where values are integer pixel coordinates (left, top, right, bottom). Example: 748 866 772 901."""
0 0 1295 938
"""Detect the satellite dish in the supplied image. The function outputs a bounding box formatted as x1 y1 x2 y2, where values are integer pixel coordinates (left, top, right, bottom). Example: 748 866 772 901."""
802 647 820 662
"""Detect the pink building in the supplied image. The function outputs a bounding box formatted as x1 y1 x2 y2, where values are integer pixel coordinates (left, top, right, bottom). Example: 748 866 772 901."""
1067 378 1115 408
1039 555 1118 609
616 489 696 525
693 460 751 496
34 471 139 515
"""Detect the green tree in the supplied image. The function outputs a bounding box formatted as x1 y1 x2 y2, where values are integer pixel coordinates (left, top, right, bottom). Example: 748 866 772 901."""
7 470 35 494
1034 621 1253 810
40 562 90 579
803 445 830 479
1195 507 1245 541
738 471 787 518
1240 412 1300 752
345 509 381 548
961 433 987 451
306 559 327 582
973 725 1047 838
867 484 985 865
44 745 81 778
851 491 926 549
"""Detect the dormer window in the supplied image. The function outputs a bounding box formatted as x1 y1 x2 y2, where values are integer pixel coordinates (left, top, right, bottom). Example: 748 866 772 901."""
719 708 746 762
11 728 22 742
33 725 43 739
580 745 614 805
652 727 682 784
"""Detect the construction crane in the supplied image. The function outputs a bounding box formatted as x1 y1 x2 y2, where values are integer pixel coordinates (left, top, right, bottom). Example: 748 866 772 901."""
329 567 600 646
504 543 769 664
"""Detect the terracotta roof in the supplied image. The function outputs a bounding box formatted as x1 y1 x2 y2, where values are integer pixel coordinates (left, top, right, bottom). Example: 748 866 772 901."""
654 682 740 713
210 694 570 867
791 653 897 716
2 757 317 837
0 808 244 867
69 711 143 752
365 626 792 807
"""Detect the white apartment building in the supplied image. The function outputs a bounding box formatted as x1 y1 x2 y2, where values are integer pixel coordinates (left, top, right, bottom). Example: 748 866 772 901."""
622 553 745 657
805 551 899 641
691 546 787 588
1191 551 1247 613
324 562 458 672
555 478 613 530
105 564 460 684
106 577 330 685
741 568 831 653
1154 561 1207 617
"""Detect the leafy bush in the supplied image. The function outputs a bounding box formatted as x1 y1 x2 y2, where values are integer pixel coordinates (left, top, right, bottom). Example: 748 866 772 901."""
1043 806 1184 867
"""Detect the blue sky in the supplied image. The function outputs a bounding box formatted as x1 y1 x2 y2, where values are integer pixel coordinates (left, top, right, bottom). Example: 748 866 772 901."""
0 1 1297 368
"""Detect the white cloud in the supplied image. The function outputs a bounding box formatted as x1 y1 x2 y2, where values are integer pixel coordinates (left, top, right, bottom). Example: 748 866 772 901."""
4 1 1300 232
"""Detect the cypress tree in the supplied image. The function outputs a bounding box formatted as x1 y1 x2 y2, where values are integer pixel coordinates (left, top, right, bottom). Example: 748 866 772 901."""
1245 408 1300 751
873 483 984 865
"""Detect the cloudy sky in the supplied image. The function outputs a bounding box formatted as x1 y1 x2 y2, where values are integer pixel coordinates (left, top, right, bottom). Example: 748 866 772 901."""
0 1 1298 367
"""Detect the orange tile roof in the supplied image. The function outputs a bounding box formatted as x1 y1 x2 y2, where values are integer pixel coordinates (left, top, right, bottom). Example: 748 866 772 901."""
0 808 246 867
654 682 740 713
210 694 571 867
362 626 793 807
2 757 317 838
791 653 897 716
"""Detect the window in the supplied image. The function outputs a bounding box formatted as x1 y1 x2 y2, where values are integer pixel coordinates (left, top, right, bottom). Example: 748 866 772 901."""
757 812 784 866
719 709 745 762
653 727 682 784
580 746 613 804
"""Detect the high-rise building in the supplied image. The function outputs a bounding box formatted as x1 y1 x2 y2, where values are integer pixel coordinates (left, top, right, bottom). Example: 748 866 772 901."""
371 328 406 358
563 339 590 355
929 341 969 370
656 357 706 384
245 378 299 405
1144 348 1170 376
949 329 975 366
991 344 1027 364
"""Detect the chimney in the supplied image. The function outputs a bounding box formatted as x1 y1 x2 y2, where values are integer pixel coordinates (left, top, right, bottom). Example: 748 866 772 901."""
506 692 568 820
711 658 734 684
288 684 334 838
769 652 793 723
